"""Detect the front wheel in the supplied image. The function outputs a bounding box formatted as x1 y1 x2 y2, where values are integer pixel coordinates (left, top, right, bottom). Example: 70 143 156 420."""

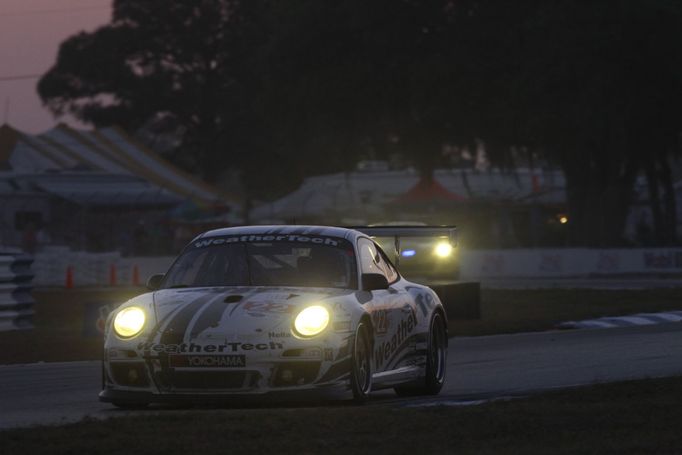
350 322 372 403
394 312 447 396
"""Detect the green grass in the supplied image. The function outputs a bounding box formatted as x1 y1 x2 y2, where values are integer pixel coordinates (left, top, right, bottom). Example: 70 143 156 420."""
1 287 681 364
2 377 682 454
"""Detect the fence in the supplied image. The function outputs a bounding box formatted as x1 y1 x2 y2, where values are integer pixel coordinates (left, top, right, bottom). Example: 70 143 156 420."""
0 251 35 331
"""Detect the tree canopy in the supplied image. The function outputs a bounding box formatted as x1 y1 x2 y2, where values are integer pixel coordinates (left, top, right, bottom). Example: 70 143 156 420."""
39 0 682 245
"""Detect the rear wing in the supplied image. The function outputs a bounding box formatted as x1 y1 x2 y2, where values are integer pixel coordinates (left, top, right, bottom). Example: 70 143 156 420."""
351 226 458 266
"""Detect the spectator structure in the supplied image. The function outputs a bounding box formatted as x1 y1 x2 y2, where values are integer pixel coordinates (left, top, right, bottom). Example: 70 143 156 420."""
0 123 239 254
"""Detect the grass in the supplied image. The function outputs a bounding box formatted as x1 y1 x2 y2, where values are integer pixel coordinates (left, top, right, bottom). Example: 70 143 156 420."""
454 287 682 336
1 287 682 364
0 288 143 364
1 377 682 454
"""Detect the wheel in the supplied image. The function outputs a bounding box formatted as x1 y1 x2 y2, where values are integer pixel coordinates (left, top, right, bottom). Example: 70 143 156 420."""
350 322 372 403
394 312 447 396
111 401 149 409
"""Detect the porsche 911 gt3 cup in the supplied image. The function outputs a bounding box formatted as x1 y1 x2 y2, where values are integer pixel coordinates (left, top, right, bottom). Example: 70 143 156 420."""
99 225 449 407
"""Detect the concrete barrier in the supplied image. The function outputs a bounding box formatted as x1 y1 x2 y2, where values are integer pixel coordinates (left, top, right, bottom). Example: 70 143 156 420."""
460 248 682 279
0 253 35 331
432 282 481 320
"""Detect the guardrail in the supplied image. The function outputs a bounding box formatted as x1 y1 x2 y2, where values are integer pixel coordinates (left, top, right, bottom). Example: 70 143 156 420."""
0 252 35 331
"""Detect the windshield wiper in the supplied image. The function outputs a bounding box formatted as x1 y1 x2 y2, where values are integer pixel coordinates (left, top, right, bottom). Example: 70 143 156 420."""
166 284 190 289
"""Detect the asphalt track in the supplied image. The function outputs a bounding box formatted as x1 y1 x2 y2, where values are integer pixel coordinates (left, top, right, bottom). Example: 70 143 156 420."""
1 322 681 429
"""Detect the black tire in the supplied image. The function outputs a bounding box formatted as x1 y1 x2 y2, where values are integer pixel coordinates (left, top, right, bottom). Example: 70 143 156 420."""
350 322 372 403
111 401 149 409
394 312 447 396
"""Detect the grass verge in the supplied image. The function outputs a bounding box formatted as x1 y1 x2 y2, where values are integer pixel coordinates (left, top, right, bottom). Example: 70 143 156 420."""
454 287 682 336
1 377 681 454
1 287 681 364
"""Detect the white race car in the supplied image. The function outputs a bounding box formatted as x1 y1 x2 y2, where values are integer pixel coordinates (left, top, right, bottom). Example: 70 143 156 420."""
99 225 449 407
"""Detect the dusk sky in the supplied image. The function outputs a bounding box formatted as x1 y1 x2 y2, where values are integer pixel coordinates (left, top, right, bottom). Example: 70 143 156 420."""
0 0 111 133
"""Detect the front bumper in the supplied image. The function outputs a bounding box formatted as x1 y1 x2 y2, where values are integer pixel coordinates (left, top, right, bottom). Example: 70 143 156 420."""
99 381 349 404
101 336 354 402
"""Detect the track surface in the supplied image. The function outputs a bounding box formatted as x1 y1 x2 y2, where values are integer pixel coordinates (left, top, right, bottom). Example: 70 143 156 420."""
1 323 681 429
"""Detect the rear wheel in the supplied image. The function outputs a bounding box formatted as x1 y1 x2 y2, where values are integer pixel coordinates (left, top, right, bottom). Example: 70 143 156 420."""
350 322 372 403
394 312 447 396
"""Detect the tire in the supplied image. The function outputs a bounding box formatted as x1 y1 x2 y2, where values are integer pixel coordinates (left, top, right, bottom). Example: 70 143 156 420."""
394 312 447 396
350 322 372 403
111 401 149 409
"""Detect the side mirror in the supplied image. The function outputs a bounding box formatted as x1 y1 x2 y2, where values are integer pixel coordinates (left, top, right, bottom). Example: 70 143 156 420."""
146 273 165 291
362 273 389 291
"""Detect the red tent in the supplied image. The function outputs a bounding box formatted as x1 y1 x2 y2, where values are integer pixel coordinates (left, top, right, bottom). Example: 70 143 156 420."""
393 178 467 204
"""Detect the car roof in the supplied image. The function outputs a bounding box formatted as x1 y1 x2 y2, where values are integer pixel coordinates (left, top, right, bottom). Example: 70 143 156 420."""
196 225 364 242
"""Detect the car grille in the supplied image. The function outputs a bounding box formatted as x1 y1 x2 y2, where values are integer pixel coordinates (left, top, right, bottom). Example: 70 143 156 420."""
156 371 259 391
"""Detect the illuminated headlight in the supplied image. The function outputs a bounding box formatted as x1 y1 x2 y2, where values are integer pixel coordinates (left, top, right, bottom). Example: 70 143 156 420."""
293 305 330 338
113 307 146 338
434 241 453 258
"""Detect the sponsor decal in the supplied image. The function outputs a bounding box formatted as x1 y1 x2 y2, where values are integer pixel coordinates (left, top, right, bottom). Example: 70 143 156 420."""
194 235 340 248
244 302 295 317
170 355 246 368
643 251 682 269
268 331 292 338
138 341 283 353
406 287 435 318
374 311 417 369
371 309 389 335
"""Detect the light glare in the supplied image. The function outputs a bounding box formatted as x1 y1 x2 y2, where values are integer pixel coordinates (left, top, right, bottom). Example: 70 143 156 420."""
114 307 146 338
434 242 453 258
294 305 330 337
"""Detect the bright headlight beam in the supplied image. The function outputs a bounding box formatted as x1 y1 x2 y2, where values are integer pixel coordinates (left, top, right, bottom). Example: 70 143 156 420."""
293 305 330 337
434 241 453 258
113 306 146 338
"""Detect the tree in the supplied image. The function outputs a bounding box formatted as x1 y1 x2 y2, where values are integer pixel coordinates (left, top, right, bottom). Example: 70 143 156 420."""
39 0 274 185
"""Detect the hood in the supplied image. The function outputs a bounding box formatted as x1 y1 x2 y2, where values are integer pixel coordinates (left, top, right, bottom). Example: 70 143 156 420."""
147 286 353 345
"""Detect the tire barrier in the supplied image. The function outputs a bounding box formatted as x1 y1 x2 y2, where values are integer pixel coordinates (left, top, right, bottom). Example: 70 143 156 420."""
431 282 481 320
0 252 35 331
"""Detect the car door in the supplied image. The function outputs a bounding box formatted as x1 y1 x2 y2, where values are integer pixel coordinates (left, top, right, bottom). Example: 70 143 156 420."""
357 238 414 374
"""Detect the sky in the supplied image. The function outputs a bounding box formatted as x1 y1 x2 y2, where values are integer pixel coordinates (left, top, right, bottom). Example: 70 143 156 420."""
0 0 112 133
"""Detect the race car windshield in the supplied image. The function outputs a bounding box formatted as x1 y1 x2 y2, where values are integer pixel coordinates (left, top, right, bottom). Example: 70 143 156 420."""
162 237 357 289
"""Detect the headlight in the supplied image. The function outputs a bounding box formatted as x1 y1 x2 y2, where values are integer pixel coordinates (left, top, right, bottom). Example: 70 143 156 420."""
293 305 330 337
434 241 453 258
113 306 146 338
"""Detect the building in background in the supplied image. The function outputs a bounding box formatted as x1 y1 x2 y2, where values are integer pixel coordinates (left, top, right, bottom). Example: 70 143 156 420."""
250 163 567 248
0 123 240 254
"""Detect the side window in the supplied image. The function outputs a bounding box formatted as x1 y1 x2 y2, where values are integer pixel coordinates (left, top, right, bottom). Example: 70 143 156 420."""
376 247 399 283
357 238 399 283
358 238 383 276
